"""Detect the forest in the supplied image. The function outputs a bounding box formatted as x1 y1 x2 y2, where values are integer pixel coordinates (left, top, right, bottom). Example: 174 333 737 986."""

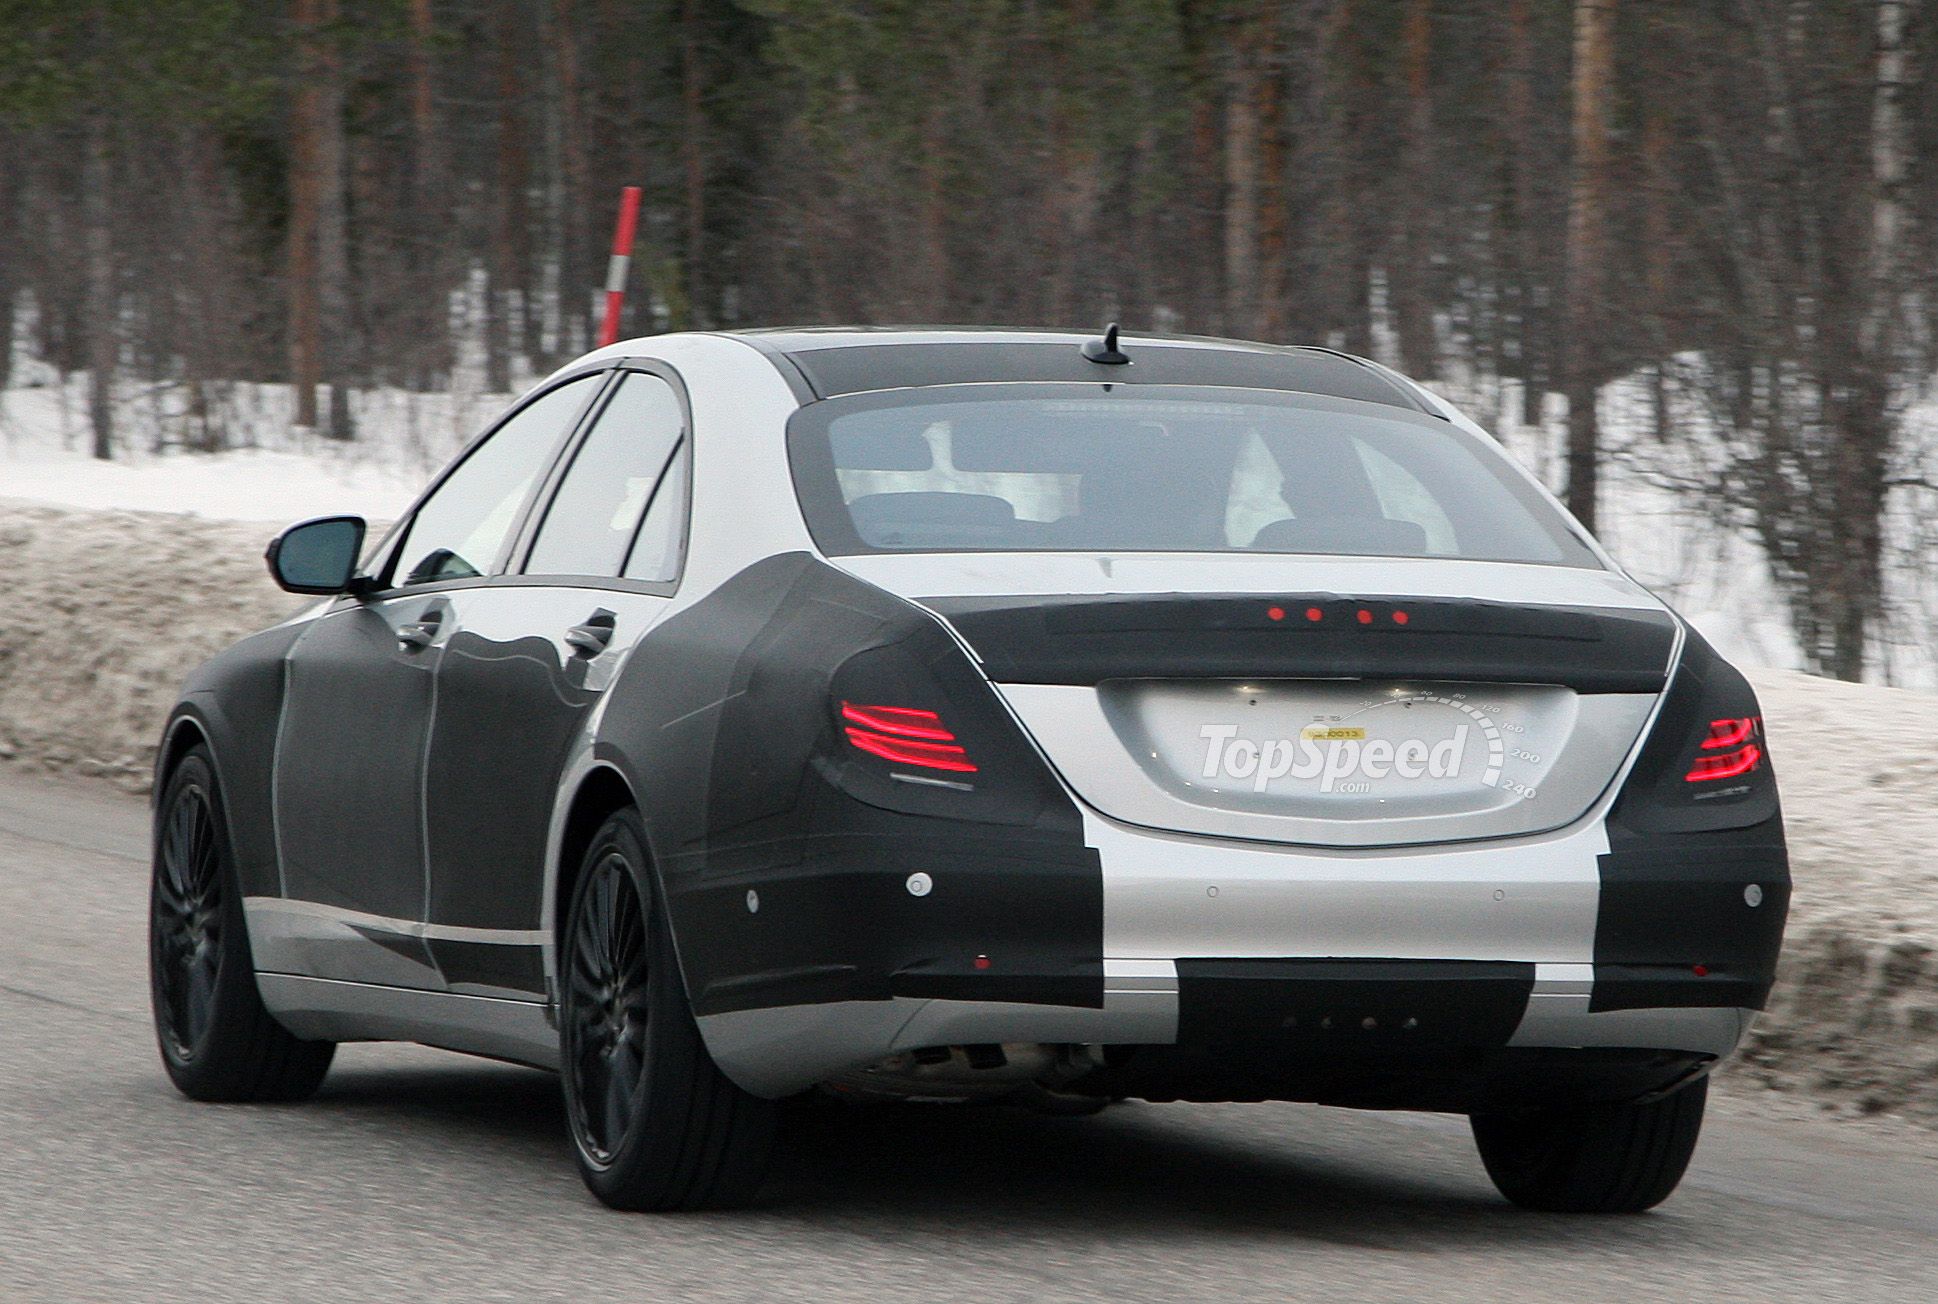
2 0 1935 683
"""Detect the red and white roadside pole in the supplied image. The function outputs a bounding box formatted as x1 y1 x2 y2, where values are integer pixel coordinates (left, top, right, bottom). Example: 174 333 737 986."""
597 185 643 348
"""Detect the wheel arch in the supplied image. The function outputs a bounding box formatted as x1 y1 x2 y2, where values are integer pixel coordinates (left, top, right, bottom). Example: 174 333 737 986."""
155 710 213 797
550 762 643 962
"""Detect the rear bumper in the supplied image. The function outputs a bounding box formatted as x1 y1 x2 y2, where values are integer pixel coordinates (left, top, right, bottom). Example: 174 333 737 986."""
698 956 1751 1101
689 800 1782 1104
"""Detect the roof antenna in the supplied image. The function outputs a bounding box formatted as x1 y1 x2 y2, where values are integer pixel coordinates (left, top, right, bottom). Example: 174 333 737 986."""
1081 321 1130 365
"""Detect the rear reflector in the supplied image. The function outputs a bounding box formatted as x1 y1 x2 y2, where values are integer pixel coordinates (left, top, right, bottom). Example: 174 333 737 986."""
840 702 978 773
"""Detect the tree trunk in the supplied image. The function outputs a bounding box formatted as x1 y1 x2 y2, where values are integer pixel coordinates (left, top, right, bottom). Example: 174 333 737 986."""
1819 0 1914 681
288 0 323 429
83 112 114 460
178 129 229 452
1223 28 1262 338
919 105 950 319
315 0 354 440
1254 15 1289 342
682 0 706 329
1642 94 1673 440
1179 0 1224 331
554 0 591 354
489 6 530 392
1507 0 1545 426
0 135 16 393
1392 0 1437 378
1563 0 1617 530
407 0 452 385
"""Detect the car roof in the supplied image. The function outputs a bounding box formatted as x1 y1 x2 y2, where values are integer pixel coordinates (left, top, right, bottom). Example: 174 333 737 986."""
719 326 1435 415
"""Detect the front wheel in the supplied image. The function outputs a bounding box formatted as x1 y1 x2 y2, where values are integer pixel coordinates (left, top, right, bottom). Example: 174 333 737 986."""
560 810 778 1210
1470 1075 1709 1213
149 747 335 1102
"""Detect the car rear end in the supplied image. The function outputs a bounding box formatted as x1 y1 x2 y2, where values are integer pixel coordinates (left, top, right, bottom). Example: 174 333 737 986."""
702 335 1788 1127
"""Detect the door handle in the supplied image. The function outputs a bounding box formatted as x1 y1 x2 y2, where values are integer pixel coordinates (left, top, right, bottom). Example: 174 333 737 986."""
397 613 443 651
564 609 617 658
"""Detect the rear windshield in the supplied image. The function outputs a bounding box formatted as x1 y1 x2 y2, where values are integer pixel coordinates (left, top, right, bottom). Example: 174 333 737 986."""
786 384 1599 568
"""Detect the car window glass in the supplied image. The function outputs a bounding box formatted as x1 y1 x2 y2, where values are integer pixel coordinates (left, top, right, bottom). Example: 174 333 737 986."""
389 377 598 587
526 373 685 577
622 440 689 583
793 387 1596 566
1355 440 1458 553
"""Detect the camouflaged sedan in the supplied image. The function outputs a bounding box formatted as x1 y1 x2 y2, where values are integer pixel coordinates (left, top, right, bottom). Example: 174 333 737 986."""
150 326 1788 1213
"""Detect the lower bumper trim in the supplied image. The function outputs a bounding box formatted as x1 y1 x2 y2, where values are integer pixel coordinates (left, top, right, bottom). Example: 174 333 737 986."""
1175 958 1536 1050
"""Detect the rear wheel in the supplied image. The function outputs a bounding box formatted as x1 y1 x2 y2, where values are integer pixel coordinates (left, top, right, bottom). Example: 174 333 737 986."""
149 747 335 1102
560 809 778 1210
1470 1075 1709 1213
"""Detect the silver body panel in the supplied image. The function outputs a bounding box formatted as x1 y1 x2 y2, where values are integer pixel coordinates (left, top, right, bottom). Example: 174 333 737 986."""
259 973 558 1069
833 551 1662 607
701 961 1180 1099
998 680 1660 848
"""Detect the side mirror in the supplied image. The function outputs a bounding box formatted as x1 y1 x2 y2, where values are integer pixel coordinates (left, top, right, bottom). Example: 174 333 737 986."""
266 515 368 595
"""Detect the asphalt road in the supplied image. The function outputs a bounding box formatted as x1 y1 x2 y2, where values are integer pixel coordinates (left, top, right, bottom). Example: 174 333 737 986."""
3 769 1936 1303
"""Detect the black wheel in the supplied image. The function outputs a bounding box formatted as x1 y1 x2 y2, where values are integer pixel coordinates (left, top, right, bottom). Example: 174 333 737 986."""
560 809 778 1210
1470 1075 1709 1213
149 747 335 1102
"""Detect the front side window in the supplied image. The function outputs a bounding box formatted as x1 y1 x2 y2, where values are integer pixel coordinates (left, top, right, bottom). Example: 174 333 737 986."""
525 372 685 578
788 385 1597 567
388 376 600 587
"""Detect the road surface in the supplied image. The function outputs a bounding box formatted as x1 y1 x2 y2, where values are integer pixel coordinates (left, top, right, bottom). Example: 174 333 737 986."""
2 768 1935 1302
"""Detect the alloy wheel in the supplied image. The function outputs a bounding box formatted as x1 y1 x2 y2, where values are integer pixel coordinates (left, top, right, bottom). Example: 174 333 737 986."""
152 783 225 1059
564 852 653 1167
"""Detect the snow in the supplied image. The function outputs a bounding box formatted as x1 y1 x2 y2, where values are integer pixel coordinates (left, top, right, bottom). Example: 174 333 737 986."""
1729 668 1938 1123
0 373 518 524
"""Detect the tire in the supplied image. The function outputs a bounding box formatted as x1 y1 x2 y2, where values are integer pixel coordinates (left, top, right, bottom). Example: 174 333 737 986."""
560 809 778 1211
149 746 335 1103
1470 1075 1709 1214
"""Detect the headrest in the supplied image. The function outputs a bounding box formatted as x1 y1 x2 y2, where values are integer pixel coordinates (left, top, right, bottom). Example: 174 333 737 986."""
1249 516 1428 556
847 492 1017 548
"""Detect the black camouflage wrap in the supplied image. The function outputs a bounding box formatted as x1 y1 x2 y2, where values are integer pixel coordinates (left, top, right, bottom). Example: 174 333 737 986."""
593 553 1103 1017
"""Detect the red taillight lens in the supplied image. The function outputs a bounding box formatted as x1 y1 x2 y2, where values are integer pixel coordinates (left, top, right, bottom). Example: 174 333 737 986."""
1700 717 1758 749
840 702 955 740
840 702 978 773
1687 744 1762 782
1686 715 1763 782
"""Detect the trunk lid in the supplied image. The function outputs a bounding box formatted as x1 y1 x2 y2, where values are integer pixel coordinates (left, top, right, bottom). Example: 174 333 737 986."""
836 553 1678 847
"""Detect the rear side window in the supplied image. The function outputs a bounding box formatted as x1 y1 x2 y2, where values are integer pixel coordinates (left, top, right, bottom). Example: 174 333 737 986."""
787 385 1597 567
622 441 689 583
388 375 600 587
525 372 685 578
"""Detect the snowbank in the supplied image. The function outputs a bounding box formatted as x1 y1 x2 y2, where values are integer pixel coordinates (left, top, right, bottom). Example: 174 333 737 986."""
0 503 298 788
0 501 1933 1123
1733 669 1938 1123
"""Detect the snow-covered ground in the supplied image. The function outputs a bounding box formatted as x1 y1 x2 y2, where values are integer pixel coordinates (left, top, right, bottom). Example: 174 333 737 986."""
0 370 517 524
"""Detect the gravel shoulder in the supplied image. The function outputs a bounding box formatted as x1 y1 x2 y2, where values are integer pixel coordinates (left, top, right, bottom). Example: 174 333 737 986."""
1 501 1933 1125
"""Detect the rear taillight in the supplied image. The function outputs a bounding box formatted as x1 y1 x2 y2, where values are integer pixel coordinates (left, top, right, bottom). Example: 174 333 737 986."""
840 702 978 773
1686 716 1762 782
